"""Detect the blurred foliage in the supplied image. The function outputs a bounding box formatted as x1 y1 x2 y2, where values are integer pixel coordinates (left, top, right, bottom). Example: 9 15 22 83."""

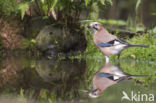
18 1 30 19
0 0 112 21
82 19 126 26
87 0 112 20
135 0 141 16
0 0 18 15
151 12 156 16
21 38 36 50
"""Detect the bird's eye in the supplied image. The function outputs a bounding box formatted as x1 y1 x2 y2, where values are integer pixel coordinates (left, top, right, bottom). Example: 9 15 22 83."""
95 24 98 26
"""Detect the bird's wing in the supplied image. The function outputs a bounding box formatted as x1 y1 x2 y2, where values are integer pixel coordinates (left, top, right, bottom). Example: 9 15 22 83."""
97 73 112 78
116 37 130 45
98 38 130 47
97 73 118 81
98 42 112 47
97 40 115 47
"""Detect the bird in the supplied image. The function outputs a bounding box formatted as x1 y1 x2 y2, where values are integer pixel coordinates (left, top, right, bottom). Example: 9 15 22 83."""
87 22 149 63
89 63 148 98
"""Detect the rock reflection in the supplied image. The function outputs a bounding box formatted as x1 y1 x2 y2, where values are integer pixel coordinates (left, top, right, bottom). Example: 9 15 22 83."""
36 59 85 83
35 58 86 99
89 63 148 98
0 56 86 101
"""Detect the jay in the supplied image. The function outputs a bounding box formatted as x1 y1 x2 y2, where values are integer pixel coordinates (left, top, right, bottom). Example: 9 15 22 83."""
89 63 148 98
88 22 149 63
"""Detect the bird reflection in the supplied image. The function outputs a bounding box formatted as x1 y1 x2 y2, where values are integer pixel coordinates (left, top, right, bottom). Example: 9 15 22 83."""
89 63 147 98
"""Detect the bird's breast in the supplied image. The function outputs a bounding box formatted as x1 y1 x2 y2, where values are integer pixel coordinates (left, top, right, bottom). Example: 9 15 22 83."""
99 47 113 56
98 45 126 56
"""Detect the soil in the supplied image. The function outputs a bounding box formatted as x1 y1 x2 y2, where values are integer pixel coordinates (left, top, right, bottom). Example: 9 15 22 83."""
0 16 24 49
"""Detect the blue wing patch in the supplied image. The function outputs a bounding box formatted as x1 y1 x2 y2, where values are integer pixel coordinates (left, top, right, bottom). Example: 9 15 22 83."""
98 43 111 47
97 73 111 77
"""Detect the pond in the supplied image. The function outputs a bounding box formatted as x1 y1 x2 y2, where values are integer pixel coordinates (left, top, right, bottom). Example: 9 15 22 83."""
0 55 155 103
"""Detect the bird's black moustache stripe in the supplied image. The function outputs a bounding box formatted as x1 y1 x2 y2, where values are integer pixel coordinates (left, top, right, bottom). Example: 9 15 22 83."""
93 27 98 30
92 88 98 93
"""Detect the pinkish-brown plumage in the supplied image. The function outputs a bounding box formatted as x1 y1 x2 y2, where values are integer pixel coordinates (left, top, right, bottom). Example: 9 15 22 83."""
88 22 149 63
89 63 126 98
93 26 121 56
89 63 148 98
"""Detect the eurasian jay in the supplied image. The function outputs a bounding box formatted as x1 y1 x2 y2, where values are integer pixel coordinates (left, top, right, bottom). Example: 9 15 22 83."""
89 63 148 98
88 22 149 63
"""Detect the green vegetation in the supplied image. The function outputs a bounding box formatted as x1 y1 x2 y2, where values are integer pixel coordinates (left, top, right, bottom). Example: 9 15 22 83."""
21 38 36 50
121 34 156 61
0 0 112 20
0 0 18 15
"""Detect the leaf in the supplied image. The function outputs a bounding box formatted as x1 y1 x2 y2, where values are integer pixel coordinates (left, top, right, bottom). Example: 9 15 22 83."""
106 0 112 5
18 2 29 19
85 0 89 6
135 0 141 13
100 0 105 5
31 39 36 44
52 0 58 9
151 12 156 15
130 54 136 59
41 0 45 3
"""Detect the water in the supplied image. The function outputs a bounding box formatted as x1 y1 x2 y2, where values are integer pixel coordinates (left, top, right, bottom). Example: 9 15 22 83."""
0 55 155 103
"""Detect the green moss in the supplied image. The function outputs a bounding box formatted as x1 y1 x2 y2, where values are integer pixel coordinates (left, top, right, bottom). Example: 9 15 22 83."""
120 60 156 87
21 38 36 50
121 34 156 61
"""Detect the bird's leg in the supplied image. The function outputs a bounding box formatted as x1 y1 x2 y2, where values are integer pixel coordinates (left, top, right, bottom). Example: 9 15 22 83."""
105 56 109 64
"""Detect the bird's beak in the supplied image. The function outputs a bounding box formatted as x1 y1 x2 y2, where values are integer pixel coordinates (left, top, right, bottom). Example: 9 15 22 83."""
90 86 98 93
87 25 91 28
89 86 98 98
89 92 98 98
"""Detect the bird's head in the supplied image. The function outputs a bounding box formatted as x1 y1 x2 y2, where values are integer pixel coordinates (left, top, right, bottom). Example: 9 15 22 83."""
89 85 101 98
88 22 103 34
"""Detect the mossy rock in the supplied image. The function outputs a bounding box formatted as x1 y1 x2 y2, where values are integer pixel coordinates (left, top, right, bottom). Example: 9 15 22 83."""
25 17 51 38
35 59 86 82
36 25 85 52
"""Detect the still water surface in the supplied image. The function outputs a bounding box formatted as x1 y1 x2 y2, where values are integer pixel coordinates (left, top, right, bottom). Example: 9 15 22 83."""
0 55 155 103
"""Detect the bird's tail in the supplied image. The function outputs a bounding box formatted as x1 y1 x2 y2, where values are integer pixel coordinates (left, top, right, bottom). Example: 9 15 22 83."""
128 44 149 48
118 75 148 83
129 75 148 78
